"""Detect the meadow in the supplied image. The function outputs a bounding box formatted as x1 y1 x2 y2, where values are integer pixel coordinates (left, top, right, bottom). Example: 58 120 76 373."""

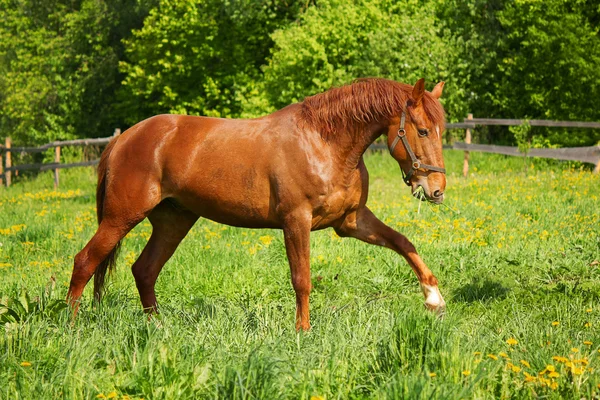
0 150 599 399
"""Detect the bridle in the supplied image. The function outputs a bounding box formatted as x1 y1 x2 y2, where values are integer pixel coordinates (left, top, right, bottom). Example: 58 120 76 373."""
388 110 446 186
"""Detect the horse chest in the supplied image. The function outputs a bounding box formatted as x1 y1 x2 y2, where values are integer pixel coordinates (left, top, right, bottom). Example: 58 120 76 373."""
310 182 362 229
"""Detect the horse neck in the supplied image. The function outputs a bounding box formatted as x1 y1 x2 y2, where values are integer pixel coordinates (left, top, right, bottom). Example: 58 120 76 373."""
331 121 387 173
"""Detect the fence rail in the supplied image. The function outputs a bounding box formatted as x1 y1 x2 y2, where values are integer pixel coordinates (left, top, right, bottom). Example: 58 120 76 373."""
1 130 120 188
2 117 600 188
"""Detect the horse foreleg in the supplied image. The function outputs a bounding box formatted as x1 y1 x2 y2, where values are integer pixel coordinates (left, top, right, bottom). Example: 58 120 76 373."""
283 214 312 331
335 207 446 315
131 202 198 312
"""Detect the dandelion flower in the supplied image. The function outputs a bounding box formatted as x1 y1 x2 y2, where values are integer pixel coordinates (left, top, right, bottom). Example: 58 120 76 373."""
520 360 531 368
584 341 593 346
488 354 498 360
462 370 471 376
571 347 579 353
107 393 117 399
473 351 481 356
586 308 593 313
548 371 560 378
429 372 437 377
499 352 509 359
96 395 106 399
584 322 592 328
20 361 31 367
506 338 518 345
552 321 560 327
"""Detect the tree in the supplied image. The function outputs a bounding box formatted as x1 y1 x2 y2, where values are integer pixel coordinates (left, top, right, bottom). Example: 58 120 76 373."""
260 0 467 121
0 0 154 144
118 0 310 124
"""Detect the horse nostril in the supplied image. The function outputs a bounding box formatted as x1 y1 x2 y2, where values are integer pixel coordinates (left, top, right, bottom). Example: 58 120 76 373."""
433 190 443 198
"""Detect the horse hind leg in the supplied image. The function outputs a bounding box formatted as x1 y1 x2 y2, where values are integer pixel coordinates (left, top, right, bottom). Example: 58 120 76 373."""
67 175 162 314
131 200 198 312
67 219 140 311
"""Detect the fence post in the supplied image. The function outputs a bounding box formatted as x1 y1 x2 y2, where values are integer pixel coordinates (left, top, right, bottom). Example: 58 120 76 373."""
5 137 11 187
462 114 473 177
54 146 61 190
0 146 3 187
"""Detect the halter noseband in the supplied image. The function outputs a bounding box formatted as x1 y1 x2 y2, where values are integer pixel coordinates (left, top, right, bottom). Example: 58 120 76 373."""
388 111 446 186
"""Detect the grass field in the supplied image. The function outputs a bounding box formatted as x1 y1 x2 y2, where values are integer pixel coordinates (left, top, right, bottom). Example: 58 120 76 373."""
1 150 599 399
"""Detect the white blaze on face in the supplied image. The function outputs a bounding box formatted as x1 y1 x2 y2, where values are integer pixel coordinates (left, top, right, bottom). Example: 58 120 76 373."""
435 125 440 140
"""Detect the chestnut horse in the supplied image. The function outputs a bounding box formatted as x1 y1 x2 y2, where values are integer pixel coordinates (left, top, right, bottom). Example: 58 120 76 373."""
67 78 447 330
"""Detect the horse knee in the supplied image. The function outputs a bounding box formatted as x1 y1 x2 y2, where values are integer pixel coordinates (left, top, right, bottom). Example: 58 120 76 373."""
291 273 311 296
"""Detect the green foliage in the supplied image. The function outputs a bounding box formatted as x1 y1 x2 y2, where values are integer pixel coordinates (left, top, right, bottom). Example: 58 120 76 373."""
439 0 600 146
118 0 308 123
262 0 467 120
510 120 531 154
1 0 599 147
0 0 154 144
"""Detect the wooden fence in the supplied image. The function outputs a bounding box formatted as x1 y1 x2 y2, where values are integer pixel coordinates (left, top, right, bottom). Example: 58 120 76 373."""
0 129 120 188
446 115 600 176
1 117 599 188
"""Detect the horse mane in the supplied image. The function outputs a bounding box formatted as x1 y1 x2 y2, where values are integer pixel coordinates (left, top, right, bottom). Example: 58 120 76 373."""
300 78 445 139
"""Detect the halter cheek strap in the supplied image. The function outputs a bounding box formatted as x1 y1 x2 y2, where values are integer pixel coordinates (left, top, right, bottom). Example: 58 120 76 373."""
388 111 446 186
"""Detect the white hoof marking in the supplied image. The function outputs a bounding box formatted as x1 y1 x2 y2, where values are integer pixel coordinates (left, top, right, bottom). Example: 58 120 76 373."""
421 284 446 315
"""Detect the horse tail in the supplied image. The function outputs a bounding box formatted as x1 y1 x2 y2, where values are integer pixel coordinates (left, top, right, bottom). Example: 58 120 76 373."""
94 136 122 301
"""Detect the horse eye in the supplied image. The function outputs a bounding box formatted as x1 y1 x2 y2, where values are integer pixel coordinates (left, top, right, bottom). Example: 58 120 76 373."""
418 128 429 137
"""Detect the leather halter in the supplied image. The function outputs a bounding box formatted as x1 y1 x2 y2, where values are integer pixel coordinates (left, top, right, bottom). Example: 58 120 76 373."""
388 111 446 186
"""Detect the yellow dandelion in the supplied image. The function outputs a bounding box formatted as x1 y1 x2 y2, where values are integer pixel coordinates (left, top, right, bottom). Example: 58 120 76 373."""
106 393 117 399
586 308 593 313
499 351 509 359
520 360 531 368
571 347 579 353
523 372 537 382
511 365 521 373
96 395 106 399
552 356 568 363
546 365 556 372
20 361 31 367
570 367 584 375
310 397 325 400
584 341 593 346
552 321 560 326
462 370 471 376
259 235 273 246
488 354 498 360
336 256 343 263
548 371 560 378
550 381 558 390
429 372 437 377
584 322 592 328
473 351 481 356
506 338 518 345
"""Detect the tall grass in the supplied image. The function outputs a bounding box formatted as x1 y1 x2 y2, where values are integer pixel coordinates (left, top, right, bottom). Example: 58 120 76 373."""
0 151 599 399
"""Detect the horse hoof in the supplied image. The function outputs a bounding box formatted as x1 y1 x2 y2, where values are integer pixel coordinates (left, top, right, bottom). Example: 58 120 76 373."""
425 301 446 319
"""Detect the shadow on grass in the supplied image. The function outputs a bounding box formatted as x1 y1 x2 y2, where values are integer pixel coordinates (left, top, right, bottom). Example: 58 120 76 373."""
453 277 510 303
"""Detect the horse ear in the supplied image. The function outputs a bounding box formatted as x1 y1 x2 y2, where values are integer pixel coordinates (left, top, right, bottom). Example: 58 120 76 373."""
412 78 425 106
431 81 445 99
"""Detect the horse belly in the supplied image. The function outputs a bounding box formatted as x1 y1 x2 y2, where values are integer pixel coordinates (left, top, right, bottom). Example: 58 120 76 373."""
171 168 279 229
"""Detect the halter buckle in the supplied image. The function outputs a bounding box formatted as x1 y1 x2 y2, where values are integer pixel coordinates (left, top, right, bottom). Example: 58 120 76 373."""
397 128 406 137
412 161 421 170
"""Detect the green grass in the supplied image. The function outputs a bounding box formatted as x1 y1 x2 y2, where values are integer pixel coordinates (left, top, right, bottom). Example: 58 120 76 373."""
1 150 599 399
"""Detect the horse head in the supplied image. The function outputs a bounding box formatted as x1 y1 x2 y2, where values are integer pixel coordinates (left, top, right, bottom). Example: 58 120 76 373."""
387 78 446 204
